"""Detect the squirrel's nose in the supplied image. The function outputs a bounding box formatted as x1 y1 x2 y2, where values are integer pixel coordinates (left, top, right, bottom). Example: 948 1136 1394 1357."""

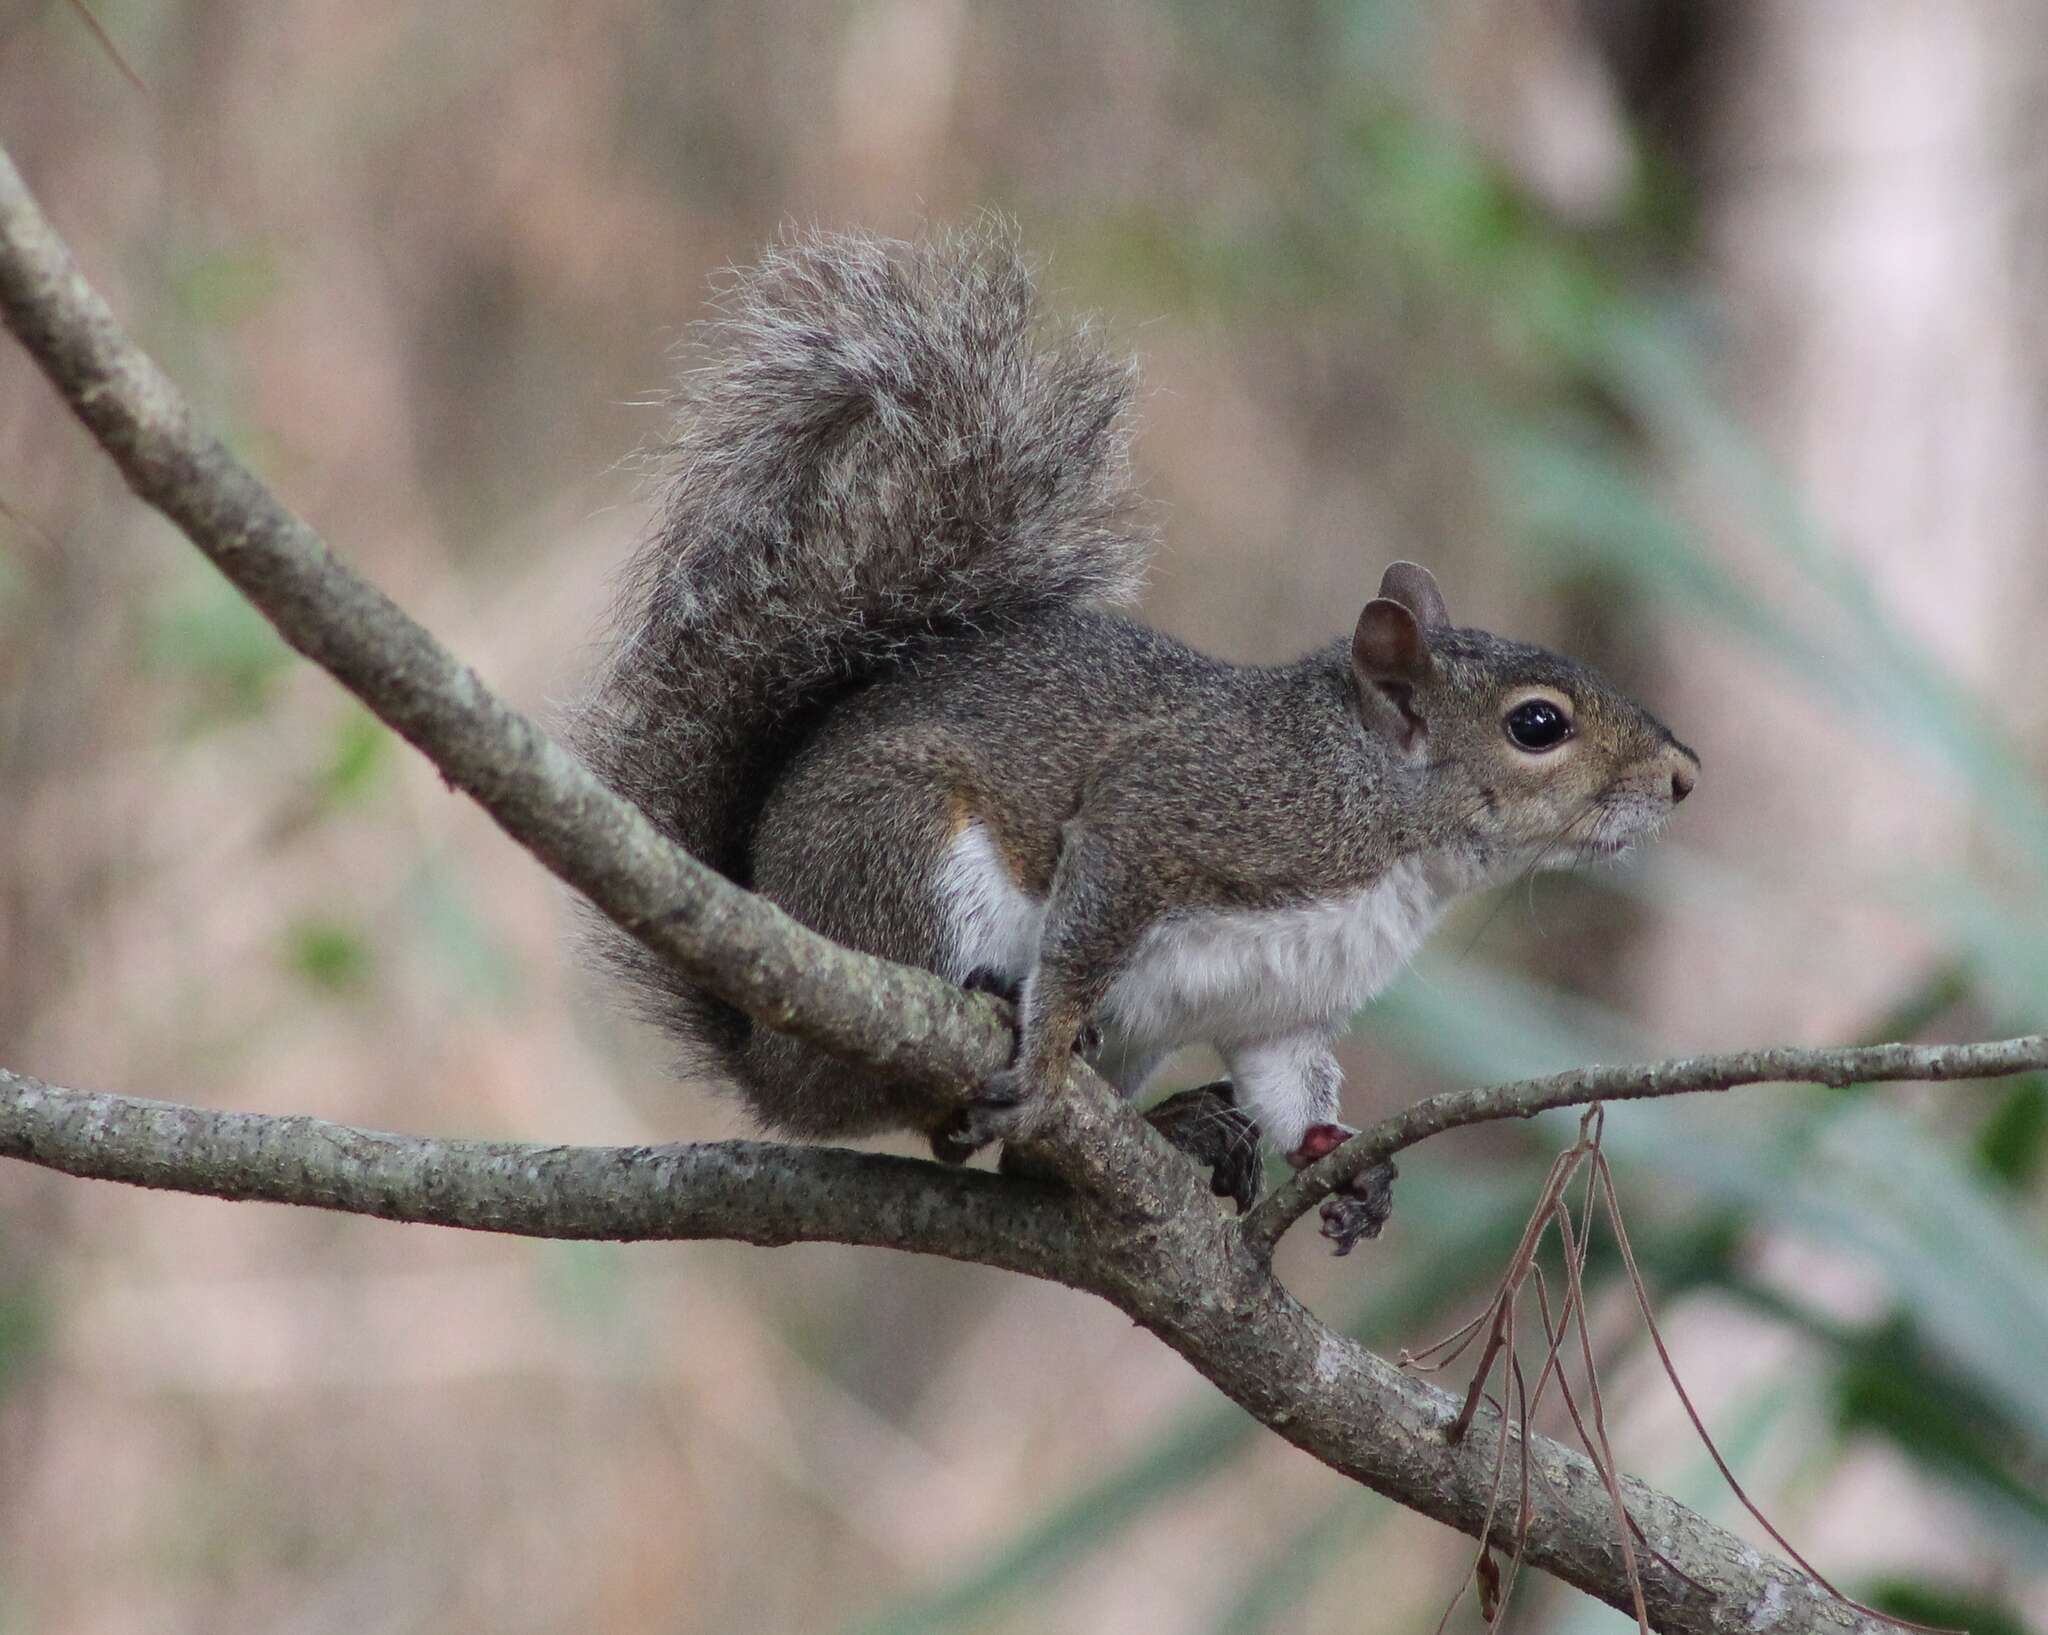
1662 744 1699 804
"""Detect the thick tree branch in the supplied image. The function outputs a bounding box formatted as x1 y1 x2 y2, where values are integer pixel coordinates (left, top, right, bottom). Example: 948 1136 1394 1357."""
1 1060 1934 1633
0 1067 1085 1279
0 137 1995 1632
1247 1034 2048 1251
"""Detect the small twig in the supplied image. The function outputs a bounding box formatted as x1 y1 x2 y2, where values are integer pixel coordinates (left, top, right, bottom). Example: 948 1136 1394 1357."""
1246 1035 2048 1251
1522 1158 1598 1426
1437 1111 1608 1631
1397 1306 1491 1373
1493 1350 1536 1631
62 0 148 94
1556 1119 1651 1635
1532 1267 1710 1598
1592 1153 1964 1635
1449 1142 1586 1443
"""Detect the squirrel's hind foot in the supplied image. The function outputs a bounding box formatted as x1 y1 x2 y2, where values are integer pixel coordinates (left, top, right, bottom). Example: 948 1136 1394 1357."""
1145 1081 1264 1213
928 968 1102 1164
1290 1123 1398 1255
927 1068 1036 1164
1319 1165 1397 1255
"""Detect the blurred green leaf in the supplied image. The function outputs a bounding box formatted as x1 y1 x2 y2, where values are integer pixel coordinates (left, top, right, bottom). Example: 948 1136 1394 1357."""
1975 1077 2048 1189
1905 876 2048 1026
0 1281 45 1402
1201 1493 1387 1635
146 567 292 724
315 706 392 808
407 858 523 1007
537 1241 630 1331
169 241 282 326
1522 306 2048 872
1864 1580 2031 1635
1835 1317 2048 1529
1852 962 1972 1054
849 1403 1248 1635
284 916 373 995
0 536 25 623
1360 113 1522 274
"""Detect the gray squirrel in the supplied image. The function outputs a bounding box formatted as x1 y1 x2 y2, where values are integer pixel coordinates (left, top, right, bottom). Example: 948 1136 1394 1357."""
573 224 1697 1249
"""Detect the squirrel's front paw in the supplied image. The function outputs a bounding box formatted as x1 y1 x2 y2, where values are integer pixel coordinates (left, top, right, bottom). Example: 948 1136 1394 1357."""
960 971 1101 1056
1289 1123 1397 1256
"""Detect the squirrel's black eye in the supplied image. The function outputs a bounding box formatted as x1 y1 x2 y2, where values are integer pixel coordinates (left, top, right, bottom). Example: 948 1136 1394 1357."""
1505 699 1571 752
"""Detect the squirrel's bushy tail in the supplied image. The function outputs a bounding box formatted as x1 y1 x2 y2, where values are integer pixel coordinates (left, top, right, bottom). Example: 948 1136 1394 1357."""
572 224 1148 1070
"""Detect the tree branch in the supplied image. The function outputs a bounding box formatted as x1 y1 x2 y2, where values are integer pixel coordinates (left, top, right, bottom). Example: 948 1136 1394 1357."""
0 1060 1928 1634
0 141 1006 1107
0 1067 1084 1279
0 136 1997 1632
1246 1034 2048 1252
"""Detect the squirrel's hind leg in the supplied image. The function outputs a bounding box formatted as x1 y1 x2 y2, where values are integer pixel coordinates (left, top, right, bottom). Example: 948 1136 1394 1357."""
742 752 967 1142
1226 1034 1399 1252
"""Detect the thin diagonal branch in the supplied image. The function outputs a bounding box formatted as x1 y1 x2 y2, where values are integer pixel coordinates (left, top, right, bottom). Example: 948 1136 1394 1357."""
0 140 1005 1107
1245 1034 2048 1251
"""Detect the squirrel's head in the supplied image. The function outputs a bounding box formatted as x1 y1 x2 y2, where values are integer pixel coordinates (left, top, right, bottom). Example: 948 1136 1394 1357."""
1350 562 1698 874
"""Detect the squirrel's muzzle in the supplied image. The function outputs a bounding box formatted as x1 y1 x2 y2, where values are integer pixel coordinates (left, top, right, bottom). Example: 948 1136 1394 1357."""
1661 741 1699 804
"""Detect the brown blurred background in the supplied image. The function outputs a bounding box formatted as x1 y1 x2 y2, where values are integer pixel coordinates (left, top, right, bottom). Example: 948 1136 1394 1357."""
3 2 2047 1631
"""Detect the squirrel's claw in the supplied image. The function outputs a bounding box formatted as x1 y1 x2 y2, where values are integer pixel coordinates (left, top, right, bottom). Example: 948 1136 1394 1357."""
1146 1081 1264 1213
930 1072 1034 1163
1289 1124 1397 1255
1318 1160 1398 1256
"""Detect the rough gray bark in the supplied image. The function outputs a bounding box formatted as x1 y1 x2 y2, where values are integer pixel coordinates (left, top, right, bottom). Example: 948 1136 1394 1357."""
0 138 2030 1632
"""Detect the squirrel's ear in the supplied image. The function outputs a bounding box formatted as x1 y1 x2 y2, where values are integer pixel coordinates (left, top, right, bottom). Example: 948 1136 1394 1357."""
1352 598 1435 748
1378 561 1450 629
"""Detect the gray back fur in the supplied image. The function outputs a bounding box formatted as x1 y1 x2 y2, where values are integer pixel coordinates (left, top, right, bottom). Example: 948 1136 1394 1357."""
570 224 1150 1069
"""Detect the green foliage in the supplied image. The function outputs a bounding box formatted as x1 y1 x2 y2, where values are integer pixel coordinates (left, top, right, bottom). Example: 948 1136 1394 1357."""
283 915 373 995
167 242 282 327
1834 1317 2048 1528
1976 1076 2048 1189
146 564 292 727
0 1279 45 1403
0 534 25 625
314 706 392 809
1865 1581 2032 1635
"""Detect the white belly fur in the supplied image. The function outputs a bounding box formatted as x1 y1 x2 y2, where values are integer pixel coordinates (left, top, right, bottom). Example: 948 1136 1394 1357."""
934 824 1448 1070
1103 858 1444 1051
933 823 1045 984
